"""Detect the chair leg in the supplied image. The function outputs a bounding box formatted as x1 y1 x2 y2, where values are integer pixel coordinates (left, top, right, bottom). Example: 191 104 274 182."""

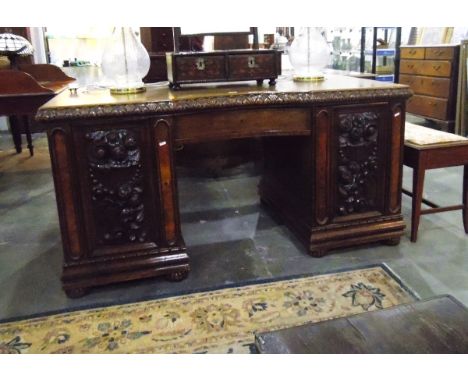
411 161 426 242
463 165 468 234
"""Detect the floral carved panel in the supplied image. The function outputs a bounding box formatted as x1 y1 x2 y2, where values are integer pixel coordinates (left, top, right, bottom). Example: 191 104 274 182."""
336 111 380 216
85 129 148 246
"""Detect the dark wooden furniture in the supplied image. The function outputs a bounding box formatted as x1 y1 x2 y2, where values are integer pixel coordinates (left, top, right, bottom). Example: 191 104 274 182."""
36 75 411 297
399 44 460 132
140 27 175 83
255 295 468 353
166 49 282 89
0 64 74 155
167 27 281 89
403 123 468 242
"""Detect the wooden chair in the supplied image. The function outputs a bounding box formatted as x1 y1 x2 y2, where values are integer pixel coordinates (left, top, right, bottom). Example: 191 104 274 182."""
403 122 468 242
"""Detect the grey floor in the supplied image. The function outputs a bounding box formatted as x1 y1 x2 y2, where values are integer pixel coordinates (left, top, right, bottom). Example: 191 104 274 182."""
0 131 467 322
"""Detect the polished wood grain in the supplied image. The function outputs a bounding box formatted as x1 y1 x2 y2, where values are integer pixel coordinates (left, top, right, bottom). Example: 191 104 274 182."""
389 105 404 214
49 128 82 260
425 47 455 60
400 47 425 59
400 59 452 77
406 94 448 120
315 109 331 226
255 296 468 353
174 108 310 143
154 119 178 245
38 75 410 112
399 74 450 98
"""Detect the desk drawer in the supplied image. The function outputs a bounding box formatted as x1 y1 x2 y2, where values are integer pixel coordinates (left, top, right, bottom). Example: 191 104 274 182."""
425 47 455 60
400 47 425 59
228 53 276 80
407 94 448 120
400 59 452 77
399 74 450 98
175 108 310 143
174 55 226 81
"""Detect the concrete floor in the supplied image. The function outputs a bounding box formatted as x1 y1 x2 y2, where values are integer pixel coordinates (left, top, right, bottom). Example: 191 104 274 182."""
0 131 467 322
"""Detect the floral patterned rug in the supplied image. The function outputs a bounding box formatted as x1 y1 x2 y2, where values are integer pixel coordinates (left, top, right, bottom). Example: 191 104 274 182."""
0 265 416 354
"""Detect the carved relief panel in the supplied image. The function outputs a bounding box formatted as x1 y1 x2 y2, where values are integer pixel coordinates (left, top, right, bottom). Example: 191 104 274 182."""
86 129 148 245
74 123 162 256
335 110 384 218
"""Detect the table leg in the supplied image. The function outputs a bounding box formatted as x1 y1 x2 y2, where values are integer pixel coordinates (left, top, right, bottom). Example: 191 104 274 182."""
411 158 426 242
463 165 468 234
8 115 22 153
23 115 34 156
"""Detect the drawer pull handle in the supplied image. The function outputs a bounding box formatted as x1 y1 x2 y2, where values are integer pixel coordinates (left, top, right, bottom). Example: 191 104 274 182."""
433 65 441 71
409 50 417 55
435 50 443 56
195 58 205 71
407 64 414 69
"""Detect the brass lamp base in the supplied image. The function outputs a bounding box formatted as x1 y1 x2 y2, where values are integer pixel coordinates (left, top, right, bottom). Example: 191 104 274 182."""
110 86 146 95
293 75 325 82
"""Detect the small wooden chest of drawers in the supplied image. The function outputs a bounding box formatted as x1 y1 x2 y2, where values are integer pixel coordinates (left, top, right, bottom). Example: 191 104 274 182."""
399 44 460 131
166 49 282 89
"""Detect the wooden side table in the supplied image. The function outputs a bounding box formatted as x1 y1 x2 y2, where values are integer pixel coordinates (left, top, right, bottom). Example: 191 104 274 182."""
0 64 74 156
255 295 468 353
403 122 468 242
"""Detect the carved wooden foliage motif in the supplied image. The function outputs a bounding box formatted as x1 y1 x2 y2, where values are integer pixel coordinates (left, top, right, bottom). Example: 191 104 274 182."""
86 129 147 245
336 111 380 216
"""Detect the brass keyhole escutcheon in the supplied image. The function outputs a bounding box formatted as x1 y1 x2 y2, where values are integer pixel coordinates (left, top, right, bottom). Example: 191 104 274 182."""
196 58 205 71
248 56 256 68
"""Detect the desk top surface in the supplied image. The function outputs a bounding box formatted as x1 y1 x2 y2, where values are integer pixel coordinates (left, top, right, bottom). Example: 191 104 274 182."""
37 74 412 122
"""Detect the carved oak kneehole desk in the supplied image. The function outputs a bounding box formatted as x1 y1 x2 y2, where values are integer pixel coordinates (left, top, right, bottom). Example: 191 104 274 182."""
36 76 412 297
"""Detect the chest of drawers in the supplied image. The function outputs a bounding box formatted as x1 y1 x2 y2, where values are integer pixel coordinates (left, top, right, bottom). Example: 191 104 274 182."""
399 44 460 131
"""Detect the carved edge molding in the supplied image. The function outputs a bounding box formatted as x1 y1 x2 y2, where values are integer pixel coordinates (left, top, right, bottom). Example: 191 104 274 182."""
36 88 413 122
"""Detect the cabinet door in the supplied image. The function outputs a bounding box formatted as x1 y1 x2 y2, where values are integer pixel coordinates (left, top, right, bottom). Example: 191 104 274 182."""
331 106 388 222
72 119 164 258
